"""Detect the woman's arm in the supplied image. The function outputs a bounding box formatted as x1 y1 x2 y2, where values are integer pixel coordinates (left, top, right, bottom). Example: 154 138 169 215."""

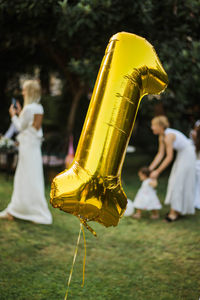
32 114 43 130
149 135 165 171
9 104 30 132
150 133 175 178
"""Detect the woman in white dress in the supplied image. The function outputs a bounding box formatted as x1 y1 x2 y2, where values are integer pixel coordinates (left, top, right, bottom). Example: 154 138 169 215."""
0 80 52 224
194 150 200 210
149 116 196 222
191 122 200 209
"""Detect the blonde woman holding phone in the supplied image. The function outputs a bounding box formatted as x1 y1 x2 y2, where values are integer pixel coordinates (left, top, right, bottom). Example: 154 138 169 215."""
0 80 52 224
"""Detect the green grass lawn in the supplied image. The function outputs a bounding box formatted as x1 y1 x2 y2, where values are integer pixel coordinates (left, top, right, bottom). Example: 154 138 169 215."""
0 153 200 300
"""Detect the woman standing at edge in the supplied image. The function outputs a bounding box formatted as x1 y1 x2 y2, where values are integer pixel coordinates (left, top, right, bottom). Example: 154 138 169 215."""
0 80 52 224
191 121 200 209
149 115 196 222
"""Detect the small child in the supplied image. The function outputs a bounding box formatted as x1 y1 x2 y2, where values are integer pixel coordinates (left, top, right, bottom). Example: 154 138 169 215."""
132 166 162 219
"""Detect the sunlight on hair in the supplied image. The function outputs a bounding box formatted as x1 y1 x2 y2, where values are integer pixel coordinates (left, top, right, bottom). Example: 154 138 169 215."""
23 80 41 105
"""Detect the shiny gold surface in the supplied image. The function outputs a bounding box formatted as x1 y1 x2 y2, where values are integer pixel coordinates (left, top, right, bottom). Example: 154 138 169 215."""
50 32 168 229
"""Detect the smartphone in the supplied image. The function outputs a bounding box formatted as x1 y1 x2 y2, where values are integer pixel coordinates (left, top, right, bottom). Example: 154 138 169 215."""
12 98 17 109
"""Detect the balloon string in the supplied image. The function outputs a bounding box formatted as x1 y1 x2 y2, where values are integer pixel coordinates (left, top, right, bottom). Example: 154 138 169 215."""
64 223 83 300
79 217 97 237
64 220 95 299
81 224 86 287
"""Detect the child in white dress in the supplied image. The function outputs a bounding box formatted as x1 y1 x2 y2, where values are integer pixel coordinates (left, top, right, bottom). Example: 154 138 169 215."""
132 167 162 219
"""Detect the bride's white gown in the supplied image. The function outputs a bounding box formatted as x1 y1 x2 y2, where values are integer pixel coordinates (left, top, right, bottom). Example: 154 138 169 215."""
1 103 52 224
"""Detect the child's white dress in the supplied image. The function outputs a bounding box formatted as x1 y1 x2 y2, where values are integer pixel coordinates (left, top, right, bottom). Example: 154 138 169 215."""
124 199 134 216
133 178 162 210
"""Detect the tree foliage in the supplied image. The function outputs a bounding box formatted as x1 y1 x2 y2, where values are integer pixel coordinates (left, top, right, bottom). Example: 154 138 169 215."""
0 0 200 146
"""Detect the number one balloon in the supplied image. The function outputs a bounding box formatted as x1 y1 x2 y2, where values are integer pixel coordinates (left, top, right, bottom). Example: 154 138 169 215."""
50 32 168 231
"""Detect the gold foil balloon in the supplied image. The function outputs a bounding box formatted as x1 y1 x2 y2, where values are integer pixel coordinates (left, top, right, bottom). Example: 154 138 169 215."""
50 32 168 232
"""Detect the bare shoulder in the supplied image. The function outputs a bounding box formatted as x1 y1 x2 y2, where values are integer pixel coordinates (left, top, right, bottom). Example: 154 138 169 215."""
164 132 175 144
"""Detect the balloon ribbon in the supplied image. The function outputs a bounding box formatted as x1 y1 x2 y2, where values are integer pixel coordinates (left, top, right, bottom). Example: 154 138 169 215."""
64 222 88 300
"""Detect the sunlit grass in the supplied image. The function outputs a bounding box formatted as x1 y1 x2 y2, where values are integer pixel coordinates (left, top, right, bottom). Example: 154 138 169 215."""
0 153 200 300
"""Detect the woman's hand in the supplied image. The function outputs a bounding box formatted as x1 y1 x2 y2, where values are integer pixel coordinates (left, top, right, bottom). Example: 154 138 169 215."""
150 169 160 179
9 104 17 117
9 101 22 117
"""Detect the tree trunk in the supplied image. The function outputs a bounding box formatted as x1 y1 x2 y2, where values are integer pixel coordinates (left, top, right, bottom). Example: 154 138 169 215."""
39 42 86 151
64 87 84 152
154 102 165 116
40 67 50 95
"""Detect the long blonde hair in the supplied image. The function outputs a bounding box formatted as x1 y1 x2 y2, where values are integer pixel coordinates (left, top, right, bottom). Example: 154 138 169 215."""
23 80 41 105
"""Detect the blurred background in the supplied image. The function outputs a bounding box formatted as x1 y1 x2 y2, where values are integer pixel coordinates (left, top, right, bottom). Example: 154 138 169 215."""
0 0 200 176
0 2 200 299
